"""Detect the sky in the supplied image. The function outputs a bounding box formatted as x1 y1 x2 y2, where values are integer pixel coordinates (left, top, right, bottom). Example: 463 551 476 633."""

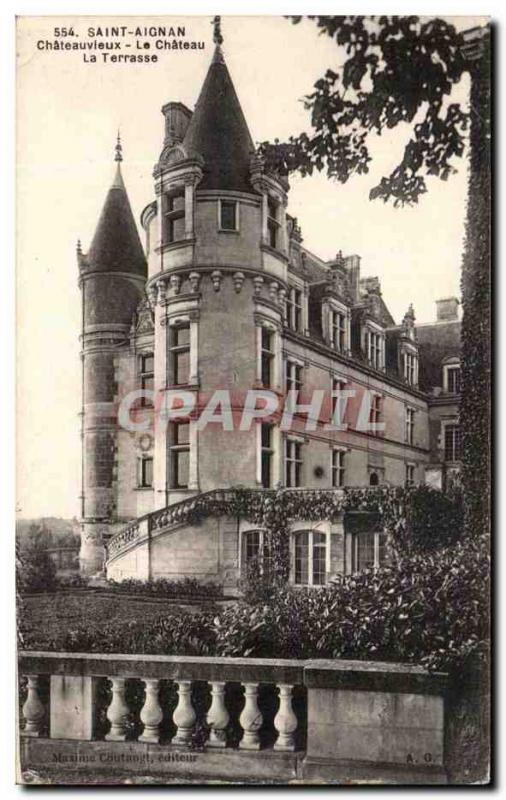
16 14 483 519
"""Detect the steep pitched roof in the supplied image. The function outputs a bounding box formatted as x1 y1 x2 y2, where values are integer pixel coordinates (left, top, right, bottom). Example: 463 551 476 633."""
183 46 255 192
416 319 462 391
85 164 147 277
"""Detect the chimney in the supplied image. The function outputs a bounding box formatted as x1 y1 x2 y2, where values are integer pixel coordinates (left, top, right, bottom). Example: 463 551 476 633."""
344 254 361 303
161 102 193 147
436 297 460 322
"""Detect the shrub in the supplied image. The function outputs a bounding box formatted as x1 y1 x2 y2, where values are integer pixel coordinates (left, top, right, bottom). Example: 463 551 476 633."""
16 526 57 594
105 577 223 599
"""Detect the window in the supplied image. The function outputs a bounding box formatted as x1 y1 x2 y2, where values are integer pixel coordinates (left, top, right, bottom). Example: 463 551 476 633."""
170 323 190 386
286 288 303 332
446 365 461 394
169 422 190 488
261 328 275 388
285 360 303 400
405 463 415 486
405 407 415 445
330 310 347 352
369 394 382 432
331 378 347 421
267 197 280 249
353 531 387 572
444 424 461 462
242 530 271 575
366 329 383 369
139 353 154 407
261 424 274 488
331 449 346 487
285 439 302 487
369 472 379 487
163 189 185 244
139 457 153 488
404 351 417 385
219 200 238 231
293 530 327 586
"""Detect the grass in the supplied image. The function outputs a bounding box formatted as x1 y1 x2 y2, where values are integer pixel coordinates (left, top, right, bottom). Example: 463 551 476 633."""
18 591 202 648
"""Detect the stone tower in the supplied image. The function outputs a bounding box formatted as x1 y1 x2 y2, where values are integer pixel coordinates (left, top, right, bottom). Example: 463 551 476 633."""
78 138 147 575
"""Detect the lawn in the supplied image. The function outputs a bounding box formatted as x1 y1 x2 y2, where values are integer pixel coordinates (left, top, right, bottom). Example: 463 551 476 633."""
18 591 205 648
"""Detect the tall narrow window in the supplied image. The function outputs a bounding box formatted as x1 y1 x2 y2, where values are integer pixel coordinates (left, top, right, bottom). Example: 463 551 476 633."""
170 323 190 386
243 530 262 571
267 197 280 249
139 457 153 488
367 330 383 369
331 378 347 421
261 424 274 488
369 394 382 433
405 463 415 486
285 439 302 487
444 424 461 462
219 200 237 231
446 366 461 394
286 288 303 332
169 422 190 489
404 351 416 385
294 530 328 586
405 407 415 445
139 352 154 407
330 310 347 352
353 531 387 572
163 189 185 244
331 449 346 487
285 360 303 400
261 328 275 388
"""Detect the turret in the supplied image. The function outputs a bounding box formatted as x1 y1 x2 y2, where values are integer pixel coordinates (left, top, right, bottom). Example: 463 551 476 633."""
78 136 147 575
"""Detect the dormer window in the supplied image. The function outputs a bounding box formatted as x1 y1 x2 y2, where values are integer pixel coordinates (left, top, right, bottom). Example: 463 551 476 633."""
163 188 185 244
219 199 238 232
267 197 280 249
444 364 461 394
403 350 417 386
330 310 347 353
286 287 303 332
366 328 384 370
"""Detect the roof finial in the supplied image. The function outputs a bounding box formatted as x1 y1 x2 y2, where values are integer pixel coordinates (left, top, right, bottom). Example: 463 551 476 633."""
114 129 123 163
212 15 223 46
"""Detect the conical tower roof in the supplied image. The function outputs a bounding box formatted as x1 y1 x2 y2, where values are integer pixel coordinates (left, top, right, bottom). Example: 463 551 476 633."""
86 138 147 276
183 46 255 192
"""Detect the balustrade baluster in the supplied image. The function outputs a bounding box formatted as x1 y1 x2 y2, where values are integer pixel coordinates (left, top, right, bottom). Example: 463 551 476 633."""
139 679 163 743
239 682 262 750
21 675 44 737
172 681 196 746
105 677 129 741
206 681 229 748
273 684 297 751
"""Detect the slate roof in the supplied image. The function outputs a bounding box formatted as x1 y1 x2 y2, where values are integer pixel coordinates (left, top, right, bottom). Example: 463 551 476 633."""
85 165 147 277
183 46 255 192
416 319 462 391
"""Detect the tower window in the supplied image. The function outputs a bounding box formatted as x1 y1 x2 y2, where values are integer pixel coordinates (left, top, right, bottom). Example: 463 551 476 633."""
139 352 154 407
286 288 303 332
261 424 274 488
219 200 238 231
170 323 191 386
261 328 275 388
163 189 185 244
267 197 280 249
285 439 302 487
169 422 190 489
139 457 153 488
330 310 347 352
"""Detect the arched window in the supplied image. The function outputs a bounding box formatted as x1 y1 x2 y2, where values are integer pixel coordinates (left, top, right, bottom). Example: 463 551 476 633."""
293 529 327 586
369 472 379 487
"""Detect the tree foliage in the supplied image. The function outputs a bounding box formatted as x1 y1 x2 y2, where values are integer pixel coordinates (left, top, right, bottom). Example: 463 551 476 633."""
16 524 57 594
258 15 469 205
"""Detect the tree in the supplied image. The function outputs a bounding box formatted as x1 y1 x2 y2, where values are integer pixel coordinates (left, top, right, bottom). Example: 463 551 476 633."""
16 524 57 593
260 16 490 540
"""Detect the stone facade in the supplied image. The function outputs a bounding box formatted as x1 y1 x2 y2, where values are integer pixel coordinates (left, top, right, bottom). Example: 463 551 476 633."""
78 44 461 585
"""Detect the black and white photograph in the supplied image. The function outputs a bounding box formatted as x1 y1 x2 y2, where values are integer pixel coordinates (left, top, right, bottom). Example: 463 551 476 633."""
12 10 491 787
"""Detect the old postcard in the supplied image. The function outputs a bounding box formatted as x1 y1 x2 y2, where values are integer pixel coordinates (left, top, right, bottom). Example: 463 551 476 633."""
16 14 491 785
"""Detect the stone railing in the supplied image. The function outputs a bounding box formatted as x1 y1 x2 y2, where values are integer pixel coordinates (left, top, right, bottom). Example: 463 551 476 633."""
106 487 349 562
18 650 449 784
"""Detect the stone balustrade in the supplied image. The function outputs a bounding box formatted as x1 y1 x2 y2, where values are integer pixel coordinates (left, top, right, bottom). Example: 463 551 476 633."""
18 650 449 784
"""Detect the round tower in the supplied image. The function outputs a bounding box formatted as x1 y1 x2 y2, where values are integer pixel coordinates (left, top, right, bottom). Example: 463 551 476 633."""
78 137 147 575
